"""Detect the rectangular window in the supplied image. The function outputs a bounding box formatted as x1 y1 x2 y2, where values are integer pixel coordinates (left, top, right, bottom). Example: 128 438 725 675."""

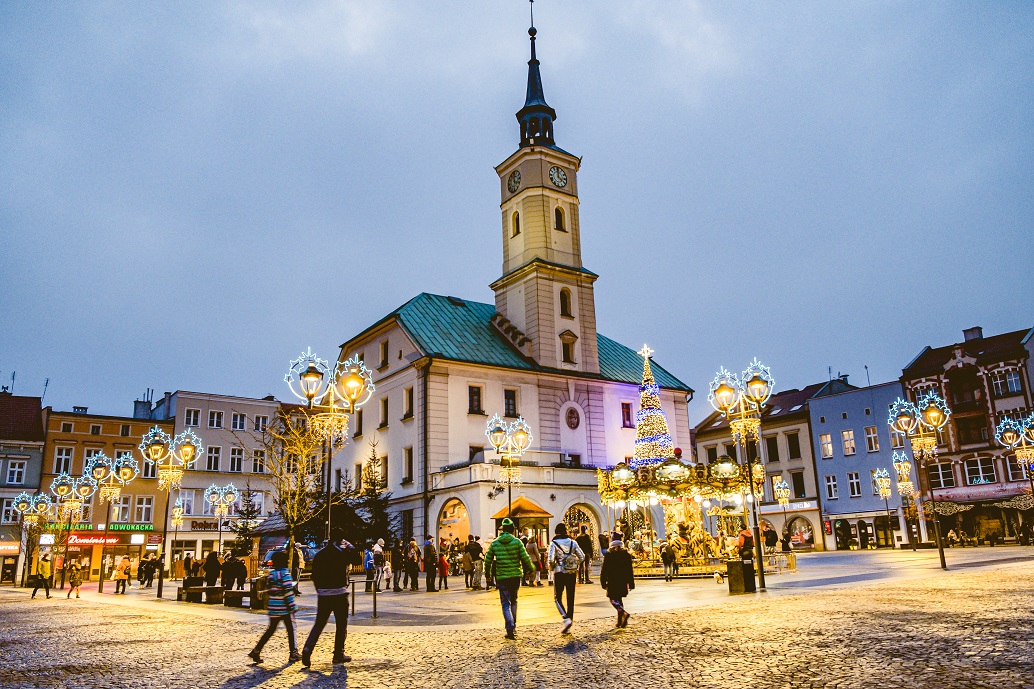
379 340 389 368
746 441 759 462
135 496 154 523
469 446 484 462
6 460 26 485
84 448 100 467
820 434 833 459
562 341 576 364
928 463 955 489
254 415 268 432
964 457 996 485
139 451 157 479
403 387 414 418
335 468 344 492
54 447 73 474
504 389 519 418
113 495 132 522
1007 457 1027 482
764 436 780 463
230 447 244 473
864 426 879 453
871 469 881 496
90 424 101 435
706 446 718 463
468 386 483 414
120 424 131 437
206 446 221 472
842 430 856 456
380 456 388 486
354 409 363 437
724 444 737 461
185 409 200 427
992 371 1023 396
208 410 223 429
891 430 905 449
621 403 634 428
787 433 802 460
848 471 861 497
179 490 195 516
790 470 806 499
1 498 17 524
249 491 265 516
401 509 414 542
60 422 73 433
403 447 414 483
379 397 389 428
355 463 363 491
824 475 838 500
252 450 266 474
231 413 246 431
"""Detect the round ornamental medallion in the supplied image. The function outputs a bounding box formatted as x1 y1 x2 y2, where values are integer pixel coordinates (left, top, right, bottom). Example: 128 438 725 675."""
566 407 580 429
507 170 522 193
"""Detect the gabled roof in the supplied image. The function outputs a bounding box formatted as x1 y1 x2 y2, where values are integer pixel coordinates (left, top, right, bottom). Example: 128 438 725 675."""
491 495 553 520
902 328 1033 379
351 293 693 392
694 378 856 436
0 394 45 442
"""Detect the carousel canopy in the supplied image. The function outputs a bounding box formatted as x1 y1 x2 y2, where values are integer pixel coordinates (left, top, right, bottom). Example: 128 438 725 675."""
491 496 553 520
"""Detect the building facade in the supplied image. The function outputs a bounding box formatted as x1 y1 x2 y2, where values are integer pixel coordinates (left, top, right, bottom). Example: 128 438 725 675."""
695 379 855 551
40 406 174 582
807 381 928 550
0 393 45 585
329 27 694 549
900 326 1034 542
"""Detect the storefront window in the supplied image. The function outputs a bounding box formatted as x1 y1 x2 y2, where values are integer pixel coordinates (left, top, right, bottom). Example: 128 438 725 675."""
786 516 814 547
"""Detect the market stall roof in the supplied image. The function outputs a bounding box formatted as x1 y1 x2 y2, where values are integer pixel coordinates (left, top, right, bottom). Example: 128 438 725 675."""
492 496 553 520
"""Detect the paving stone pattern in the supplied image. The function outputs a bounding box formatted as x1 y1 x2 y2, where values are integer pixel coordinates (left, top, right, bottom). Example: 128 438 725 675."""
1 562 1033 689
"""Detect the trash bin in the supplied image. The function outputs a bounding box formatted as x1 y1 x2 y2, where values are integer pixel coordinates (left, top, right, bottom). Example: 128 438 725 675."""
726 558 756 595
250 576 268 611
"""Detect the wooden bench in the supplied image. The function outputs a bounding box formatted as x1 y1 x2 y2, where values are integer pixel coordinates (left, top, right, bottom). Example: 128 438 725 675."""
177 585 224 604
223 590 250 608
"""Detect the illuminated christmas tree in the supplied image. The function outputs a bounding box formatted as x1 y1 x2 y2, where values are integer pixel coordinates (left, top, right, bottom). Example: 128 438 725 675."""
631 345 676 469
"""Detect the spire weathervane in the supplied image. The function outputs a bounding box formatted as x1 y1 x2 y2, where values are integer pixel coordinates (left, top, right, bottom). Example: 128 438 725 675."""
516 0 556 147
530 0 534 29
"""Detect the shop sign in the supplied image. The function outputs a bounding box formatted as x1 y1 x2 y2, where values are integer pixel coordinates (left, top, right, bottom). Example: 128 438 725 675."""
43 522 92 531
0 542 20 554
191 520 219 531
39 534 55 545
68 533 123 546
147 534 163 545
108 523 154 532
759 500 817 514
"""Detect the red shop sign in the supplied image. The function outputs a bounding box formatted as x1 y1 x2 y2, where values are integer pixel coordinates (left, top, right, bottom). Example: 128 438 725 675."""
68 534 122 546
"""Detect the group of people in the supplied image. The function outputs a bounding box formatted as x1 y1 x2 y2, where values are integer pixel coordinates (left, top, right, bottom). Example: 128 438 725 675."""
184 551 251 590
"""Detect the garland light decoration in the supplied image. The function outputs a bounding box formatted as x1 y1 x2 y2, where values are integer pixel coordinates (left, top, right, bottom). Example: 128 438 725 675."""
631 344 676 469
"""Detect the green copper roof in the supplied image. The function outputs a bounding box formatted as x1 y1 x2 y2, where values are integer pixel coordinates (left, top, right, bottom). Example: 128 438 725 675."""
387 293 692 392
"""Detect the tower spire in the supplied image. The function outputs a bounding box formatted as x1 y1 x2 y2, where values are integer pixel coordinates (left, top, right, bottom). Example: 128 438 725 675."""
516 1 556 148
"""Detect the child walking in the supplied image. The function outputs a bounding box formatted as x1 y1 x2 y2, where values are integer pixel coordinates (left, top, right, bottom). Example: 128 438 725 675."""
249 550 300 664
599 533 635 628
66 561 83 599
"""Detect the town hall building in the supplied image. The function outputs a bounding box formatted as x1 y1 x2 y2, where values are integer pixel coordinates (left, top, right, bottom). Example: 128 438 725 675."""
330 24 693 550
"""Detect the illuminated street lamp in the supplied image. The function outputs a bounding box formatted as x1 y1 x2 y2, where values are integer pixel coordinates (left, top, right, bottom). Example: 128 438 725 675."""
485 415 533 518
13 492 52 587
139 426 201 599
170 498 185 580
892 451 918 551
873 467 894 548
888 391 952 569
204 483 239 554
49 473 97 588
774 478 790 526
995 414 1034 499
86 452 140 593
708 359 774 591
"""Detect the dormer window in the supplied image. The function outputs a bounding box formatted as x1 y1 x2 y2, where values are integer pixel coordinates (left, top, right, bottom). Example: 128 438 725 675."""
512 211 521 237
554 207 565 232
559 288 573 318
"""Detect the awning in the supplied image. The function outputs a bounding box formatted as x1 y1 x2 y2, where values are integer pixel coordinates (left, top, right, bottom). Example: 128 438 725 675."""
491 496 553 520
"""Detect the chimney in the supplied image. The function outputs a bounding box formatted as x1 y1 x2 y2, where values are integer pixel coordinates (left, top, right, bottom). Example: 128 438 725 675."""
72 406 88 414
963 326 983 342
133 399 152 419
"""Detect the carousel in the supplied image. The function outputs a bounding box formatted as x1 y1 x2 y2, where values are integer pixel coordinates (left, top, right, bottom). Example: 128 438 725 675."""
596 347 765 576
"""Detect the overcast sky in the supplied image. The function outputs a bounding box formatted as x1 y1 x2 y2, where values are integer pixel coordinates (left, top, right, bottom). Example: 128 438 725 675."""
1 2 1031 427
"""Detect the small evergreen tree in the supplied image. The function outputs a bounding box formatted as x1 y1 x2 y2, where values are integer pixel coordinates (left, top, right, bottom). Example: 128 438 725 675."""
228 483 261 556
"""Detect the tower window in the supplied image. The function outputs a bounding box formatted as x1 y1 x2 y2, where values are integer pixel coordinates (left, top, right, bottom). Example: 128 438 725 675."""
559 288 573 318
559 330 578 364
512 211 520 237
562 341 575 363
554 207 565 232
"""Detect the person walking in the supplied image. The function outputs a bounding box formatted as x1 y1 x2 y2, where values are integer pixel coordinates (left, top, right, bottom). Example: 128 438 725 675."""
203 551 221 587
114 556 132 594
423 535 437 592
373 539 385 592
466 535 485 590
660 540 675 582
31 553 53 599
66 560 83 599
182 553 193 581
405 537 421 591
390 539 404 592
525 537 542 587
248 550 300 664
137 554 149 590
547 523 584 634
575 526 594 584
301 528 360 667
363 543 376 593
461 547 473 589
484 518 534 640
437 545 450 591
291 543 304 595
600 533 635 628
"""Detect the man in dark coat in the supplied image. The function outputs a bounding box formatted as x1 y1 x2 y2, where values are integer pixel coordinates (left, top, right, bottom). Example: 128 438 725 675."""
575 525 594 584
302 528 361 666
423 535 437 592
600 533 635 628
203 551 221 587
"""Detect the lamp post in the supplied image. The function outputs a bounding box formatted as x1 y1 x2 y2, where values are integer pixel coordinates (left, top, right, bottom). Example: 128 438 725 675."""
86 452 140 593
48 472 97 588
888 392 952 569
13 492 52 587
140 426 201 599
170 498 184 580
892 451 917 551
485 415 533 519
285 349 373 541
873 467 893 548
708 359 774 592
995 414 1034 500
204 483 239 554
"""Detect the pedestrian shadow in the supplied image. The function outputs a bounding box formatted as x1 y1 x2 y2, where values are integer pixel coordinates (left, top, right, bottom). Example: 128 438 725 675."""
215 662 348 689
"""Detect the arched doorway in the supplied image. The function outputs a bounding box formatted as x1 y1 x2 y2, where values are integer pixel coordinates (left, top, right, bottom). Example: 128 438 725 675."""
437 498 470 544
786 516 815 548
564 504 600 557
857 520 872 549
834 519 852 550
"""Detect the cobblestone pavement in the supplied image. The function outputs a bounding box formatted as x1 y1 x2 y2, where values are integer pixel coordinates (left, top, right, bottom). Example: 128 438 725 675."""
2 558 1033 689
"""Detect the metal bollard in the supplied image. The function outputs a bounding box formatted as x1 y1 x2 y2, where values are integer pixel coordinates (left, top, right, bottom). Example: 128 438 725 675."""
372 584 377 618
350 580 356 616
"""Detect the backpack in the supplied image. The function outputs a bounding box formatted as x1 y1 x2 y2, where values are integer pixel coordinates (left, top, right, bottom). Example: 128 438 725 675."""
559 541 580 573
363 549 374 570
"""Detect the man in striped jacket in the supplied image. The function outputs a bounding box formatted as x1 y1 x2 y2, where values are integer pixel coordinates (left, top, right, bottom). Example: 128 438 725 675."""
484 518 534 640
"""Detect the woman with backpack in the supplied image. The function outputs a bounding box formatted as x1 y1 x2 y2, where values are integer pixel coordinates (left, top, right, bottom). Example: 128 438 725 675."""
248 550 300 664
600 532 635 628
547 523 584 635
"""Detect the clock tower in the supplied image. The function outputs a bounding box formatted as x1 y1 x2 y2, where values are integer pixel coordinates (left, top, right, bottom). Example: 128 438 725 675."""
490 24 599 374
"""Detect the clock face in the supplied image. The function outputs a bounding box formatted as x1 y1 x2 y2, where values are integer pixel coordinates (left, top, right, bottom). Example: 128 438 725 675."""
549 166 568 188
507 170 522 193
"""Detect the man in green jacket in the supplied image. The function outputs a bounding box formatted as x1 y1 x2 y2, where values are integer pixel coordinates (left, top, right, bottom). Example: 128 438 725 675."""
484 518 534 639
